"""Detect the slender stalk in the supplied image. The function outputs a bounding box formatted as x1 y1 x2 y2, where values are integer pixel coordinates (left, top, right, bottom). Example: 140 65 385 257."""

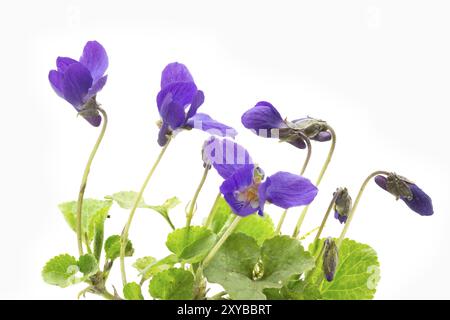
204 192 222 229
75 107 108 256
292 125 336 238
186 167 210 228
337 170 389 247
299 226 320 241
275 135 312 234
119 138 172 286
314 192 338 243
201 216 241 269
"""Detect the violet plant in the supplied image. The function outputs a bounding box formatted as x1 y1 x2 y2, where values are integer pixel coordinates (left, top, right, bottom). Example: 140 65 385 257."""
43 41 434 300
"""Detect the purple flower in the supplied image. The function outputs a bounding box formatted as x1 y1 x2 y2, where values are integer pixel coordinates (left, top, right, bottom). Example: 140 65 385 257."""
49 41 108 127
204 137 318 216
374 174 434 216
156 63 237 146
241 101 331 149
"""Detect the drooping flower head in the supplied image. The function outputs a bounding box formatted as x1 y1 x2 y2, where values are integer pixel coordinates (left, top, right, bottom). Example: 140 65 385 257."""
49 41 109 127
156 63 237 146
241 101 331 149
203 137 318 216
333 187 352 224
374 173 433 216
322 237 339 282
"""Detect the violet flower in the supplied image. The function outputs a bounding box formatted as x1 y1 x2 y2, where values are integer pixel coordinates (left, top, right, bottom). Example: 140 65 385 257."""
156 63 237 146
374 174 433 216
49 41 108 127
203 137 318 216
241 101 331 149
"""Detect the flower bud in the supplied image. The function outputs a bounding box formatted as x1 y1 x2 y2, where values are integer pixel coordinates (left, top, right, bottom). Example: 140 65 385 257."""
322 238 339 282
291 117 330 141
333 188 352 224
385 173 413 201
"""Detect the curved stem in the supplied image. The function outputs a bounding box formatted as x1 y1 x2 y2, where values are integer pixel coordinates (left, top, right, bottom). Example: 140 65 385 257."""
337 170 389 247
204 192 222 229
314 192 338 243
292 125 336 238
201 216 240 269
120 138 172 286
186 166 210 228
275 135 312 234
75 107 108 256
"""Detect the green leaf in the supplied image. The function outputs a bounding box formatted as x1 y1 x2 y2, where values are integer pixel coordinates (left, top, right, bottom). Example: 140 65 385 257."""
58 199 112 243
204 234 315 300
133 255 178 281
149 268 194 300
123 282 144 300
306 238 380 300
42 254 80 288
166 226 217 263
208 196 233 234
104 235 134 261
235 214 275 246
208 197 275 245
106 191 147 209
146 196 181 217
77 254 98 276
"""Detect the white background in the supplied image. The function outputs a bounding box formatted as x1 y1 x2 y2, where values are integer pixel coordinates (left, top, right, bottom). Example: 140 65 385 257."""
0 0 449 299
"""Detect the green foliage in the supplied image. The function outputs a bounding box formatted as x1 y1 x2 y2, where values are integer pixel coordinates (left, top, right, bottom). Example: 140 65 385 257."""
166 226 217 263
208 197 275 245
77 254 98 276
133 255 178 281
149 268 194 300
42 254 99 288
123 282 144 300
305 238 380 300
104 235 134 261
106 191 147 209
58 199 112 243
204 234 315 300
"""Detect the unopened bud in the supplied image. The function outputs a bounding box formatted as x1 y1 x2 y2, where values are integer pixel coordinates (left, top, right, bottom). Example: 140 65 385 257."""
334 188 352 224
386 173 413 201
322 238 339 282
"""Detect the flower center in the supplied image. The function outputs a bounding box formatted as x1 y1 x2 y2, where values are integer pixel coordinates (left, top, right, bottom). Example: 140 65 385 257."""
234 181 261 209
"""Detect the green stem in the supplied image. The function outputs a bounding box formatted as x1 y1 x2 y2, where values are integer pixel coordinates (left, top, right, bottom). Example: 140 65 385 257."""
201 216 241 269
119 138 172 286
299 226 320 241
186 166 210 228
204 192 222 229
314 192 338 243
75 107 108 256
337 170 389 247
292 125 336 238
275 135 312 234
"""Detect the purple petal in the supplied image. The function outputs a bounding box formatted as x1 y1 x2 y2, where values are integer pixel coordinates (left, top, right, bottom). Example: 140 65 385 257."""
204 137 253 179
49 70 64 98
186 90 205 120
161 62 194 89
403 184 434 216
56 57 77 73
312 131 332 142
220 165 258 216
62 62 93 108
156 82 197 112
87 75 108 99
334 210 347 224
159 93 186 130
259 172 318 209
241 101 285 137
374 175 388 190
79 41 108 82
84 114 102 127
374 175 434 216
186 113 237 139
